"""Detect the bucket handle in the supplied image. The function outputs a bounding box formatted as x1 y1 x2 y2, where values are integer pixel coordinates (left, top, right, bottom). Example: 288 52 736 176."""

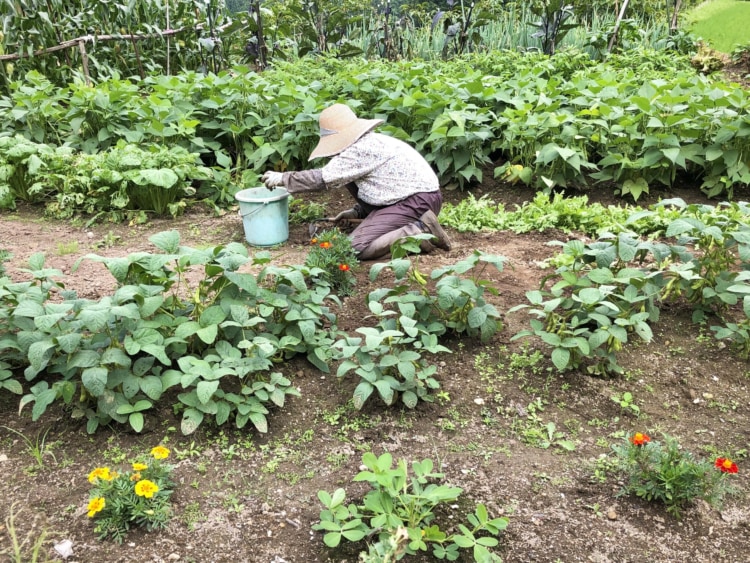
238 201 269 219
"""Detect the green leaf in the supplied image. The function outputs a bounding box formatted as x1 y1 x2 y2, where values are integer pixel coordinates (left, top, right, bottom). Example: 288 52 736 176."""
149 230 181 253
197 380 220 404
81 367 108 396
196 324 218 345
138 168 179 188
181 408 204 435
249 411 268 433
551 348 571 371
28 340 55 371
323 532 342 548
352 381 374 410
129 412 144 432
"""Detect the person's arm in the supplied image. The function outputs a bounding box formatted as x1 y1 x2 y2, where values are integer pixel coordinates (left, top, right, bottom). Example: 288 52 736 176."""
282 169 325 193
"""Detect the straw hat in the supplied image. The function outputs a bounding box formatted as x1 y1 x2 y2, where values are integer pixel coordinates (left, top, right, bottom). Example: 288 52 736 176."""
308 104 383 160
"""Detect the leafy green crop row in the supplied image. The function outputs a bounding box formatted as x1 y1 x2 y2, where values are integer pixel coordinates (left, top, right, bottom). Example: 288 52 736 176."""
0 136 214 220
0 49 746 206
0 232 505 434
511 199 750 374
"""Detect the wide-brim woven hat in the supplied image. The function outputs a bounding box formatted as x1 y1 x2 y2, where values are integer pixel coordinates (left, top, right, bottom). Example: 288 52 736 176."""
308 104 383 161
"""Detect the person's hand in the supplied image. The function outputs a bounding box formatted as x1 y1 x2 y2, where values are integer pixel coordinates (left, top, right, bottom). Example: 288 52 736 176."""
261 171 284 189
333 208 360 222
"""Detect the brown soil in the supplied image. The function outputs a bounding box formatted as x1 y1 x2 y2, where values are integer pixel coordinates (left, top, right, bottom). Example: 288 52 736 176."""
1 178 749 563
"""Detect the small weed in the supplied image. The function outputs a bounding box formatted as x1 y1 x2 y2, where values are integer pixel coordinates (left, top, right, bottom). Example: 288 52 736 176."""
4 502 50 563
223 493 245 514
173 440 203 460
182 501 205 531
326 452 349 470
55 241 79 255
610 391 640 417
436 390 451 405
101 437 128 464
1 426 56 471
590 453 619 484
93 231 122 249
289 197 326 225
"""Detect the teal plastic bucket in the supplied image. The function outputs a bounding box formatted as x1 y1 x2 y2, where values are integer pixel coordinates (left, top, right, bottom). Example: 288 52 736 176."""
235 187 290 246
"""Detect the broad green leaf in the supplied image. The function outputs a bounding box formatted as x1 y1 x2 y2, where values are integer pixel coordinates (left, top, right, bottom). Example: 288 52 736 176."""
81 367 108 396
197 380 219 404
149 230 181 253
551 348 571 371
181 408 204 435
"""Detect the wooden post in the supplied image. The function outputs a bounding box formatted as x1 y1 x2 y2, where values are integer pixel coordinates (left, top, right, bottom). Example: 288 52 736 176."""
608 0 631 53
671 0 683 32
78 39 91 86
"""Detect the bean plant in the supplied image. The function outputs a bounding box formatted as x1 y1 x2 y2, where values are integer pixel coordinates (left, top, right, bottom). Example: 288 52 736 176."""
314 452 508 561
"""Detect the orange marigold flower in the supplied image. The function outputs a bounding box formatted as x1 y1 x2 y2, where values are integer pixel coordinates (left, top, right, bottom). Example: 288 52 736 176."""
134 479 160 498
130 472 142 482
87 467 113 483
87 497 106 518
132 462 148 471
150 445 170 460
629 432 651 446
715 457 739 474
310 238 318 245
339 264 350 271
319 241 332 249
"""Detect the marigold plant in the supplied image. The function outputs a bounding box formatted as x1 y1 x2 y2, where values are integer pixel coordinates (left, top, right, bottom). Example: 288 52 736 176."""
304 228 358 297
612 432 739 518
86 446 175 543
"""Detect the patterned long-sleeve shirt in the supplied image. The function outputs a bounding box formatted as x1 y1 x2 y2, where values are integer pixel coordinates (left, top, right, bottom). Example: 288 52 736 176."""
282 132 439 206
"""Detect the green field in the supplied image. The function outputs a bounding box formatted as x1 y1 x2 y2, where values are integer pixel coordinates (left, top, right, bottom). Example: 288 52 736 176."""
687 0 750 52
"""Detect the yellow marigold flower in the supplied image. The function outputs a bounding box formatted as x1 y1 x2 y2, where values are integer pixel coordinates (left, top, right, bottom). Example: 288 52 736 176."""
150 446 170 460
130 472 142 482
132 462 148 471
87 497 106 518
134 479 159 498
87 467 112 483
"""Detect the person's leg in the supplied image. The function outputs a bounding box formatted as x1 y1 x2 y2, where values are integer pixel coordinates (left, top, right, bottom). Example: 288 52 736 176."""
350 191 450 260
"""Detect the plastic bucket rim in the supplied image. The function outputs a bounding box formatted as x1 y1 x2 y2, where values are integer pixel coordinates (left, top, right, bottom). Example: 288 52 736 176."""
235 186 289 204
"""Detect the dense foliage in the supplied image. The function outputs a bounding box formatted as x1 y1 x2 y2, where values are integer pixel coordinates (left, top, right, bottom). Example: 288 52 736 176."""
0 48 747 216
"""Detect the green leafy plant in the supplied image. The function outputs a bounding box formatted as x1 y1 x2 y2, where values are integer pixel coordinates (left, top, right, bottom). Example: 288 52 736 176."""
86 445 175 543
510 260 660 376
610 391 640 417
334 324 448 410
3 232 337 435
0 135 73 209
611 432 739 518
305 229 359 297
0 248 10 277
45 142 212 222
370 239 506 342
313 452 508 561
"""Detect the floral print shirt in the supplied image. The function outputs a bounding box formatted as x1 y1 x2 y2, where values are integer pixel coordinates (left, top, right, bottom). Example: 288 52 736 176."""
319 132 440 206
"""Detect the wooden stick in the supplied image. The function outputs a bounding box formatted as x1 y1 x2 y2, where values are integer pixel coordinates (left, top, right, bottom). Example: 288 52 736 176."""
78 40 90 86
